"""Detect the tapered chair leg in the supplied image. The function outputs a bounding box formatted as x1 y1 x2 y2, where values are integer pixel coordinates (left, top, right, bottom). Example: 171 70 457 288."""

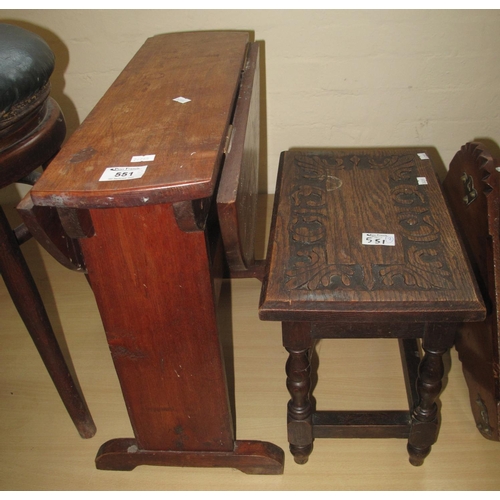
0 207 96 438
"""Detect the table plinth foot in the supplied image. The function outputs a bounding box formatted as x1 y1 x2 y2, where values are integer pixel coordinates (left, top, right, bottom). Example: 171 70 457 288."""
95 438 284 474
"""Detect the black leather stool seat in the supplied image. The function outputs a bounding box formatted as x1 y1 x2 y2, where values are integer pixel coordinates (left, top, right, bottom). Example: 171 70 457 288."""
0 23 55 126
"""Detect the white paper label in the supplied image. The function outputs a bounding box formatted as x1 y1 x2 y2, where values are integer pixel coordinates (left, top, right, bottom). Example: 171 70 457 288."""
362 233 395 246
99 166 148 182
417 177 428 185
173 96 191 104
417 153 429 160
130 154 155 163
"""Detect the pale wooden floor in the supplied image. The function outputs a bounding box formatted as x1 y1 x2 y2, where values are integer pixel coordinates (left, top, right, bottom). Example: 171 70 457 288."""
1 192 500 491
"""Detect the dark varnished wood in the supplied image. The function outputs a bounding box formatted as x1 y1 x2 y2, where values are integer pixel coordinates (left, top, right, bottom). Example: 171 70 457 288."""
260 149 485 466
0 207 95 439
28 31 283 474
312 411 411 439
442 142 500 441
260 149 485 323
13 99 88 271
1 95 95 438
1 98 63 189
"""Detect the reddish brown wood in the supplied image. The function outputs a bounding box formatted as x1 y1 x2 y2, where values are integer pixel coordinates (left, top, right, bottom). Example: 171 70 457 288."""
442 141 500 441
31 31 250 209
1 95 95 438
217 42 261 273
82 203 235 452
17 196 86 272
260 148 486 466
29 31 283 474
95 438 284 474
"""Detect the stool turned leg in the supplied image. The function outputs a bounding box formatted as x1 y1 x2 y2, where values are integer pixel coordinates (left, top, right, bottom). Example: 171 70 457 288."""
407 347 444 465
0 208 96 438
407 324 455 466
283 322 314 464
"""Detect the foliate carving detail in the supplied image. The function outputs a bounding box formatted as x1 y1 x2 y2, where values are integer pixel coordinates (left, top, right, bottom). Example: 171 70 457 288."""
391 185 427 206
289 211 327 244
397 207 440 242
285 246 365 291
389 158 416 182
284 153 454 292
291 185 326 207
377 245 453 290
289 182 328 243
368 155 401 169
294 155 328 181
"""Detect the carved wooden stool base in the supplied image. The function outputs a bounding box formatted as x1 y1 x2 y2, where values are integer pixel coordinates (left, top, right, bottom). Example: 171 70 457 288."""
95 438 285 474
259 149 486 466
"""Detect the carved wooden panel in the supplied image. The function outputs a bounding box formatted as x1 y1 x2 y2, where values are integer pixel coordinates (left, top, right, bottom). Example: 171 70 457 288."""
260 149 485 323
442 142 500 441
285 152 456 293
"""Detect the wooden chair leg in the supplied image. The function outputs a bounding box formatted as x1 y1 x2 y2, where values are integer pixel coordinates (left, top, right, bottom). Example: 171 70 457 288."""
0 207 96 438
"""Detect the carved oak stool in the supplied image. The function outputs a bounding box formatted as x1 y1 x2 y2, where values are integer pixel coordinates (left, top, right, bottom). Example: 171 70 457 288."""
0 23 95 438
259 149 485 465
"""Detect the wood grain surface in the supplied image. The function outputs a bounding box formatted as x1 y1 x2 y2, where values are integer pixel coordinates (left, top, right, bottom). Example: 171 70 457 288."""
30 31 249 208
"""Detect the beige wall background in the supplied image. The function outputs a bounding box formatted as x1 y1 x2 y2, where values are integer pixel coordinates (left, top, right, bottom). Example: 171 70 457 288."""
2 9 499 193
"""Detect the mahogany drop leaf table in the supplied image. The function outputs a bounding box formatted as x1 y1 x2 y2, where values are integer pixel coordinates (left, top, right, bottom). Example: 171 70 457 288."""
24 30 284 474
